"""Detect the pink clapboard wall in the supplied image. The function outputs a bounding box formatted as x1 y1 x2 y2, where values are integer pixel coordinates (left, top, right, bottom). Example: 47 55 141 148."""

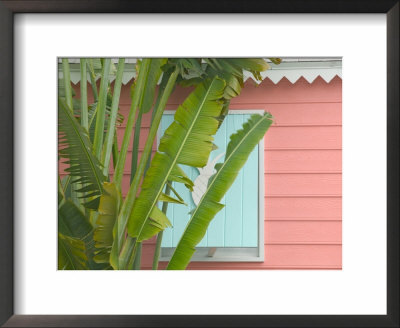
64 75 342 270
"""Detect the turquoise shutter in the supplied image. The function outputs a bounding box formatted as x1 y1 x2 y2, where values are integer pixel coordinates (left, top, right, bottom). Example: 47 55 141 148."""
160 113 259 248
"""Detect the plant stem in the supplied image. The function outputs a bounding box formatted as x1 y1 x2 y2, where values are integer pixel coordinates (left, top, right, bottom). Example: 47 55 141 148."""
113 59 151 188
87 59 99 102
152 183 171 270
130 110 142 181
131 242 142 270
101 58 125 175
144 108 157 175
144 71 173 176
115 68 178 261
80 59 88 130
93 58 111 160
62 59 73 112
118 236 136 269
112 134 119 174
129 70 174 270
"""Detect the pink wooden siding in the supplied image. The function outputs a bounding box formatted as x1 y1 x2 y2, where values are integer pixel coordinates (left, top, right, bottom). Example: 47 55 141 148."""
62 75 342 270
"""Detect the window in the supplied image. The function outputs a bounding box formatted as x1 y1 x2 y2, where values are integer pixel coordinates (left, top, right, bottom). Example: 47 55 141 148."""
159 110 264 262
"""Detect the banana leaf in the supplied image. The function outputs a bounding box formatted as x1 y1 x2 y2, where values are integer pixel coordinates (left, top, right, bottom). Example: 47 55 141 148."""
58 198 91 270
127 77 226 242
58 233 88 270
167 113 273 269
111 66 180 268
58 199 109 269
204 58 270 121
205 58 269 82
59 199 93 238
93 182 121 264
92 182 178 267
137 206 172 242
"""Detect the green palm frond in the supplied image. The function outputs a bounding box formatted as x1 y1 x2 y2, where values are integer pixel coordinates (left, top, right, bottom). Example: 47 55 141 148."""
127 77 226 242
167 113 273 269
58 97 106 208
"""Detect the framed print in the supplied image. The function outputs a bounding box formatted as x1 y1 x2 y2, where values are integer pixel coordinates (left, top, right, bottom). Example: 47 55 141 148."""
0 1 398 327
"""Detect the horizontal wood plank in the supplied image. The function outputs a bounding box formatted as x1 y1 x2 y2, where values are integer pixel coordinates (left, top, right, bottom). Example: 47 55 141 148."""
264 221 341 243
230 102 342 125
265 196 342 218
265 149 341 172
264 126 341 149
139 243 342 269
265 173 341 196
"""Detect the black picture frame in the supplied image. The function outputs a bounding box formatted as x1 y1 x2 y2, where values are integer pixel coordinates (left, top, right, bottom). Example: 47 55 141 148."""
0 1 398 327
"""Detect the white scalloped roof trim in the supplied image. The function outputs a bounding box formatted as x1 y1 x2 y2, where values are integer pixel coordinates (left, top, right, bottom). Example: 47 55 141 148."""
60 59 342 85
246 61 342 84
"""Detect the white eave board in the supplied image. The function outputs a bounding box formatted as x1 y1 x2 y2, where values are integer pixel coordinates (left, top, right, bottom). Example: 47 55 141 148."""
58 58 342 85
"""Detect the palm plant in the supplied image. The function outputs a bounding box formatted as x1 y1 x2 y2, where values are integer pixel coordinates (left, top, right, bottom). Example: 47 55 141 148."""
58 57 277 270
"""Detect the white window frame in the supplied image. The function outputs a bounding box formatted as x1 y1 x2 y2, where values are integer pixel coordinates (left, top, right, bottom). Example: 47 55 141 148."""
158 109 265 262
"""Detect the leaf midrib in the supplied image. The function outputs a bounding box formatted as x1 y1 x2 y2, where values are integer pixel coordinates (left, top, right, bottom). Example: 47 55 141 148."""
135 80 217 239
